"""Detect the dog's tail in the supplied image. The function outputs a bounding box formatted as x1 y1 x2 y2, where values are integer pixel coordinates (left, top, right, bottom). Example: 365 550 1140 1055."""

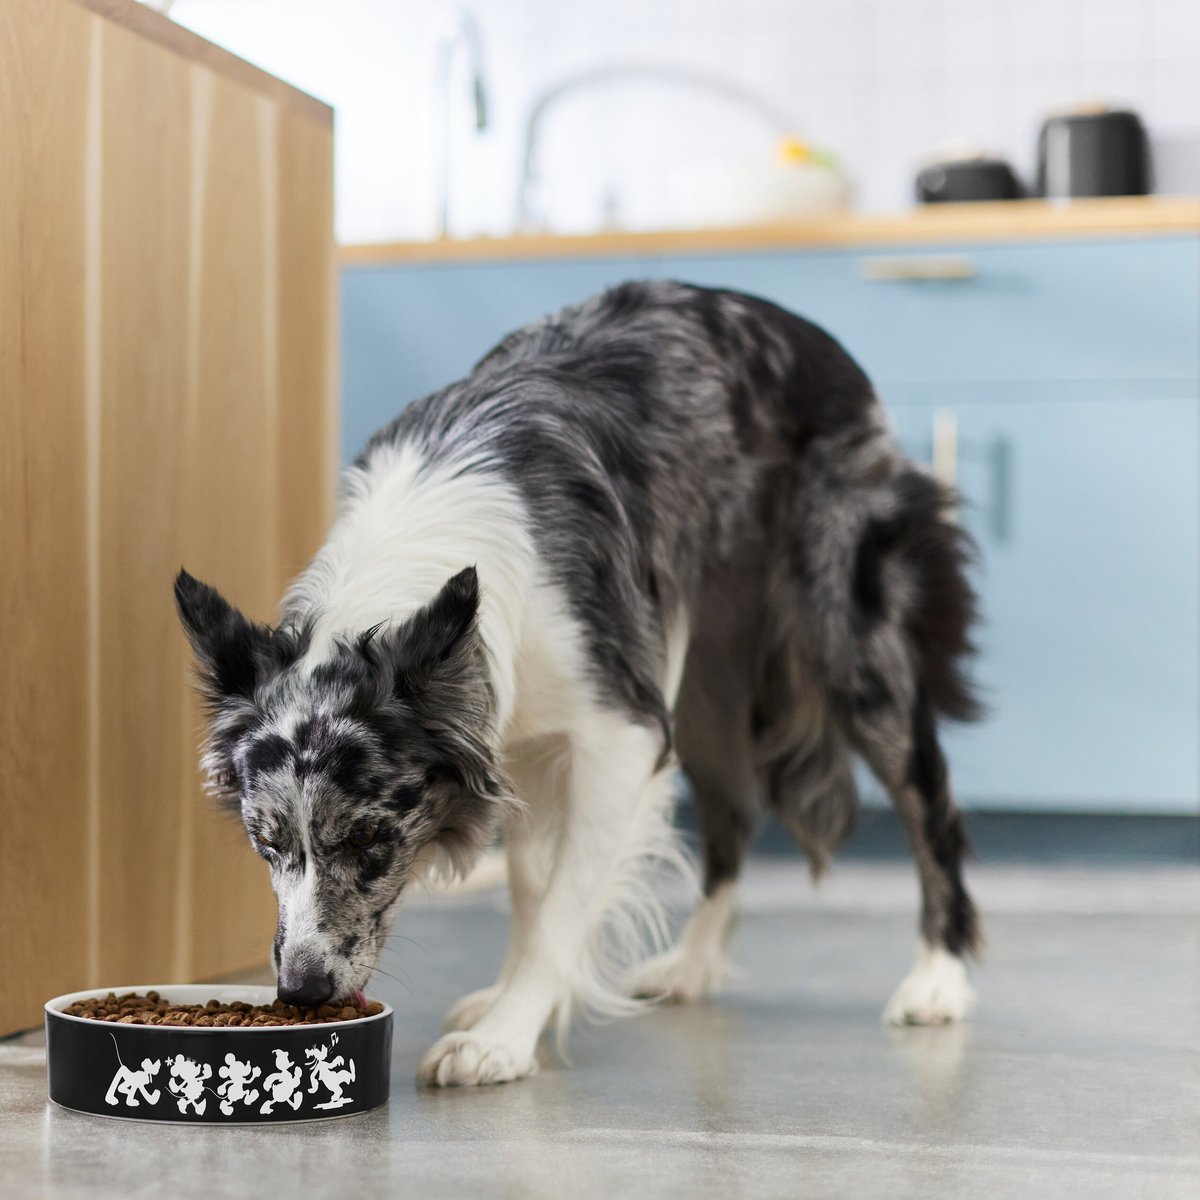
754 455 981 876
884 468 982 723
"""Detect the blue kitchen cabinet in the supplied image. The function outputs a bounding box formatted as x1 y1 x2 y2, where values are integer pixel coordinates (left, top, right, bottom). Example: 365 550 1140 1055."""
340 235 1200 813
644 239 1200 389
882 390 1200 813
342 256 644 460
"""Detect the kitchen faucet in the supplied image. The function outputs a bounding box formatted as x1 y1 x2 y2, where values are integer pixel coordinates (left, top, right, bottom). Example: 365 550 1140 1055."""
433 9 489 239
516 64 796 232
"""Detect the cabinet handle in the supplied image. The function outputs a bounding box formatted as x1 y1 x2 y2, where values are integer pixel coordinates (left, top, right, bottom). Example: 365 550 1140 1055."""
989 435 1012 544
907 415 1011 543
931 409 959 508
858 254 977 282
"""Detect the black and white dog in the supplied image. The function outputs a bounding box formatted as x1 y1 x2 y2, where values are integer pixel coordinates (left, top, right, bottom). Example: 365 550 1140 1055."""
175 280 980 1086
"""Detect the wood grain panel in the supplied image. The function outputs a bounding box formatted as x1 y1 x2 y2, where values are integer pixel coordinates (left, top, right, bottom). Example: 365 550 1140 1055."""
68 0 333 125
276 107 338 589
180 71 280 981
0 0 94 1028
2 0 334 1034
91 16 193 983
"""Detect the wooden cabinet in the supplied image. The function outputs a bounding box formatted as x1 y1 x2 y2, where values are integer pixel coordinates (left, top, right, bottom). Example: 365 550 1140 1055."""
341 233 1199 817
0 0 337 1034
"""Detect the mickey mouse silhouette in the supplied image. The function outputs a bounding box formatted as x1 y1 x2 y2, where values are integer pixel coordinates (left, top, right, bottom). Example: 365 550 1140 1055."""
167 1054 213 1115
216 1051 262 1115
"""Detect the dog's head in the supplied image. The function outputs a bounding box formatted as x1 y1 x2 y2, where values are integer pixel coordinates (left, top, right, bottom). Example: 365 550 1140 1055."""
173 565 514 1006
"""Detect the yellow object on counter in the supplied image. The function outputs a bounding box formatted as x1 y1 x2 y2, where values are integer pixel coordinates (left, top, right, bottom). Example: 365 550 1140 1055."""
776 135 838 171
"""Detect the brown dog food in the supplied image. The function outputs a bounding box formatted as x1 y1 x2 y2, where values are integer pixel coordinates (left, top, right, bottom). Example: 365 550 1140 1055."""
62 991 383 1027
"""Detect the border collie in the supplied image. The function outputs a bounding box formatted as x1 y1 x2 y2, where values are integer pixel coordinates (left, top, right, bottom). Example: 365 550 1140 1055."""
174 280 980 1086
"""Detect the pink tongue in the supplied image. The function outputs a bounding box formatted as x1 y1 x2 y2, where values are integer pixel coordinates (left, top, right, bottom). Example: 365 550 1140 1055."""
352 988 366 1007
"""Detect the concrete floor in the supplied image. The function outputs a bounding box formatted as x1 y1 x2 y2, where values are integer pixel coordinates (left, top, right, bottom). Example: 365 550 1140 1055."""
3 859 1199 1199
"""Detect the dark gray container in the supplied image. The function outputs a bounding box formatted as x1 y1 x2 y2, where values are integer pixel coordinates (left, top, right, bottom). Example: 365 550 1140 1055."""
46 984 392 1124
916 156 1024 203
1037 109 1151 198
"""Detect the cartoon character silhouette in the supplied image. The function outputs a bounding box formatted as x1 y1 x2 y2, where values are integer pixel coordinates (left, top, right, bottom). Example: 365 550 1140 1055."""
167 1054 213 1115
216 1052 262 1115
104 1037 161 1108
260 1048 303 1115
305 1033 356 1110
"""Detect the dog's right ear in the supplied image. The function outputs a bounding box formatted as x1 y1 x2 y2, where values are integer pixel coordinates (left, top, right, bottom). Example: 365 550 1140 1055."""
174 568 271 706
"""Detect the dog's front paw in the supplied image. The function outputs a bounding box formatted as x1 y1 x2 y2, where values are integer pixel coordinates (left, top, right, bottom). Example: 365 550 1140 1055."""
884 944 977 1026
417 1031 538 1087
625 947 727 1004
442 986 501 1032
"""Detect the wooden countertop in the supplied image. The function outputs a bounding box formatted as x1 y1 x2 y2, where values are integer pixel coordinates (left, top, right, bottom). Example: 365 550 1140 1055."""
341 196 1200 266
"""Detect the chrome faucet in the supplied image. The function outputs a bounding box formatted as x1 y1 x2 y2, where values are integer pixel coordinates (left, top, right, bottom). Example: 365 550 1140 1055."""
433 9 489 240
516 64 796 232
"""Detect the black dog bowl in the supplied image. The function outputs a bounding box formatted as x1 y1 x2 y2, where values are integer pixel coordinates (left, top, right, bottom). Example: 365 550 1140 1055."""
46 985 392 1124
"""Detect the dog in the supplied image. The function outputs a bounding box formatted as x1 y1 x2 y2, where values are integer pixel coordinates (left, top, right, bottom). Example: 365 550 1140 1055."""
174 280 981 1087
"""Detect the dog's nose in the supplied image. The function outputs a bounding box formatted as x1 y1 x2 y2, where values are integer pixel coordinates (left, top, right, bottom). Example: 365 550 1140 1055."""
277 968 334 1008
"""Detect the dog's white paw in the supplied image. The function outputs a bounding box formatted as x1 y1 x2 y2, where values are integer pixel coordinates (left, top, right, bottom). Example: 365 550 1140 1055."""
884 944 977 1026
417 1031 538 1087
441 986 501 1032
625 947 727 1004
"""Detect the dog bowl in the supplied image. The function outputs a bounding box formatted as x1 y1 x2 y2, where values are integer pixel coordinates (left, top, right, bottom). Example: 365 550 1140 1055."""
45 985 392 1124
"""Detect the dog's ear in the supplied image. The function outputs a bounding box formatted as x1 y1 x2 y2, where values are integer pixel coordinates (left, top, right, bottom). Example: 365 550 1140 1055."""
174 568 272 706
378 566 520 880
384 566 480 698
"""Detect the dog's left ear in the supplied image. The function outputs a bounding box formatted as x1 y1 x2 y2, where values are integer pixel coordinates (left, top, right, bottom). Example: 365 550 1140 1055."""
174 568 273 706
383 566 520 880
385 566 481 698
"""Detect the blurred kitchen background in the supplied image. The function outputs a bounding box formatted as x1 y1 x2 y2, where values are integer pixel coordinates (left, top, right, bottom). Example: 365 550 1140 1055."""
160 0 1200 240
148 0 1200 854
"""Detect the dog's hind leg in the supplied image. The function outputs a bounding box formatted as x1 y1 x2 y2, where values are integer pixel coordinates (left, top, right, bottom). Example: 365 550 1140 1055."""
849 674 980 1025
832 471 982 1023
625 615 760 1004
626 735 756 1004
787 459 981 1024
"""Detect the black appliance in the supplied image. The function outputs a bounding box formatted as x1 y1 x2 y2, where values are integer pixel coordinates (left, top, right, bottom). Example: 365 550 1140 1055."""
915 156 1024 204
1036 107 1151 198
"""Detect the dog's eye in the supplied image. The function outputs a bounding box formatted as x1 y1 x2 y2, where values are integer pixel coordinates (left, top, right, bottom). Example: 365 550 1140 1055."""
252 830 278 858
347 824 378 850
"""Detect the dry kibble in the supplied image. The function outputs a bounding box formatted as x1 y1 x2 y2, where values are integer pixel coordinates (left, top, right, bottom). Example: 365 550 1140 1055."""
63 991 381 1027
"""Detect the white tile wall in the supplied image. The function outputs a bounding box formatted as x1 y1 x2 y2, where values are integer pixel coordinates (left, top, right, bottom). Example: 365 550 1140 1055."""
167 0 1200 242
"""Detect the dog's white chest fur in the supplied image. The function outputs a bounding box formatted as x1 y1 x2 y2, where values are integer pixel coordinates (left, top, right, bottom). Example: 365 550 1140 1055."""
286 441 588 741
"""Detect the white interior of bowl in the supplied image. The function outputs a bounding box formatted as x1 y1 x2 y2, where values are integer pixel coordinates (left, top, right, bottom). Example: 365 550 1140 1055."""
45 984 392 1030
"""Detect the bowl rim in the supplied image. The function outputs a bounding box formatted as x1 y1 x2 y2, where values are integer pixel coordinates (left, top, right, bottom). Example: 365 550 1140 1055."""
44 983 393 1032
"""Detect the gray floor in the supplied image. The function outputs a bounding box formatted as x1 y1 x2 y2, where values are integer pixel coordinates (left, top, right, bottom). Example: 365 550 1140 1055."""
3 859 1199 1199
